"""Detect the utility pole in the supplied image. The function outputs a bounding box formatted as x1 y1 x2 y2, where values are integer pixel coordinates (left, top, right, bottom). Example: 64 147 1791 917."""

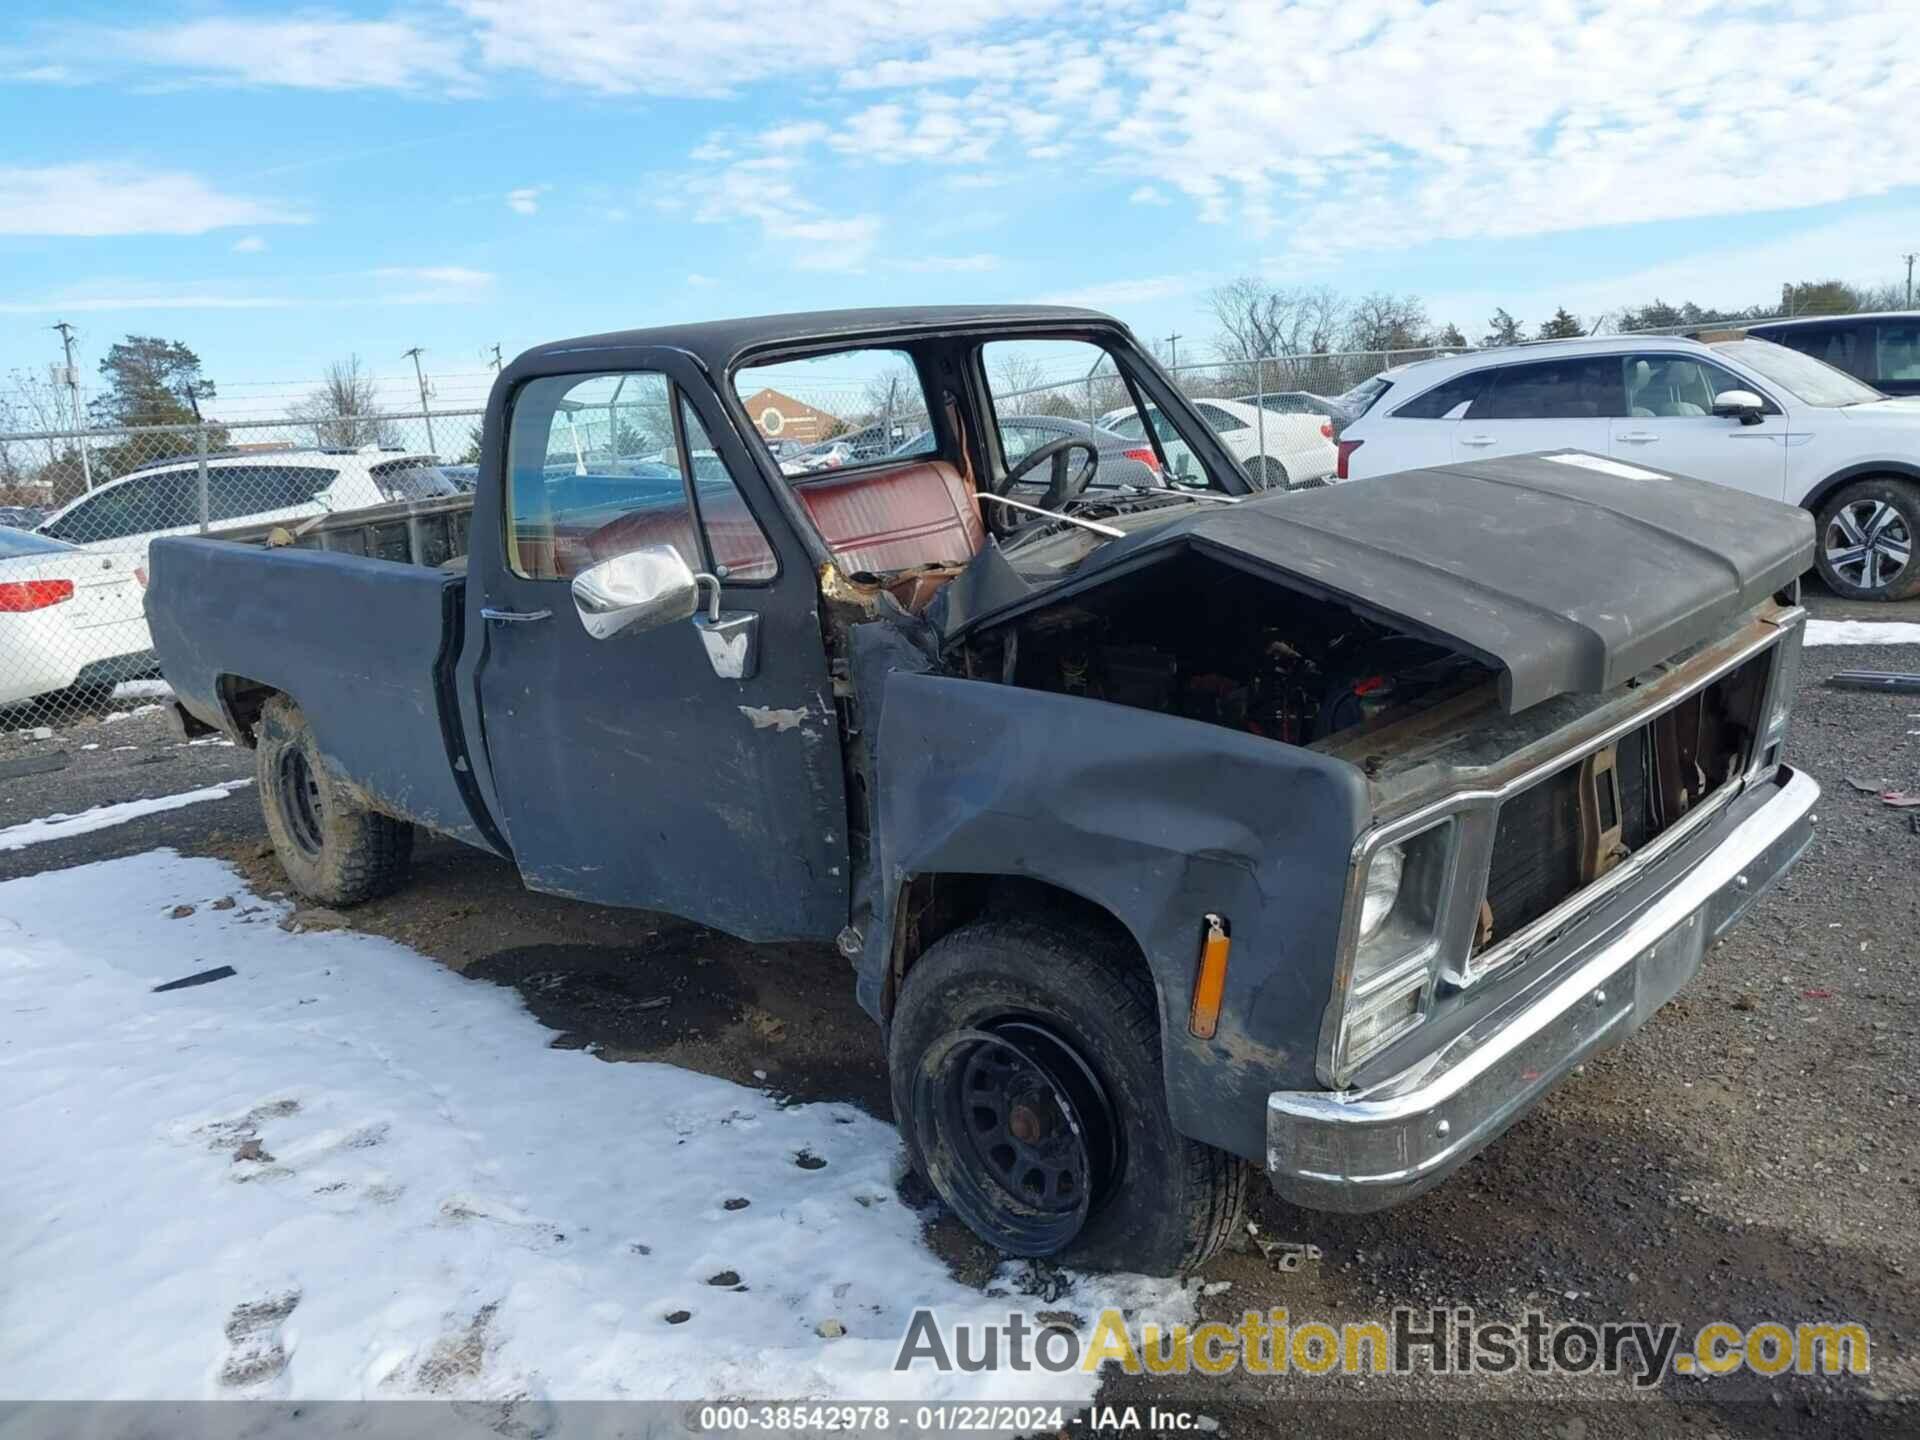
1904 253 1917 308
489 342 503 372
50 322 94 490
402 347 437 454
1163 332 1182 369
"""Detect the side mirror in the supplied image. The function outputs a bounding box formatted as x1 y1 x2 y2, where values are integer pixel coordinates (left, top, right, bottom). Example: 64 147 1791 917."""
571 545 715 640
1711 390 1767 426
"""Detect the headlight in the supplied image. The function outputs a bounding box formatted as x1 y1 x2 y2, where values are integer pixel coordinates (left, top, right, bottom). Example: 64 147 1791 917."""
1332 819 1457 1078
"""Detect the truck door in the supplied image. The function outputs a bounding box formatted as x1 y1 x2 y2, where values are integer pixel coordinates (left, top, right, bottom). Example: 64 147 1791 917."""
463 355 849 942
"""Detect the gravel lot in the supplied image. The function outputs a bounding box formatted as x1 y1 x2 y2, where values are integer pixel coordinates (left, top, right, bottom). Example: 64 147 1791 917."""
2 590 1915 1434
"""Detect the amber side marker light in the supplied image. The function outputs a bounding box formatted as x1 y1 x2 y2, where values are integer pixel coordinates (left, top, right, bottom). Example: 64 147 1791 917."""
1189 914 1231 1039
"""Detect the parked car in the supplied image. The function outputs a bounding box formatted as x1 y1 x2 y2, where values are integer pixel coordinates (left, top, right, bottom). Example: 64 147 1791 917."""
780 419 919 475
1236 390 1357 438
1101 396 1335 488
0 505 46 530
896 414 1164 490
1744 312 1920 397
147 304 1817 1276
0 526 153 707
1333 334 1920 599
37 448 460 557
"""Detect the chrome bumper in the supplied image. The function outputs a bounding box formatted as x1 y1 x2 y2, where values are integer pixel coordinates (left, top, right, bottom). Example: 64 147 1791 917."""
1266 765 1819 1211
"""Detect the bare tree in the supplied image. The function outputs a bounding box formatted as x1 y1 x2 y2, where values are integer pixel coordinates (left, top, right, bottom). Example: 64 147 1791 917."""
1206 278 1347 394
291 356 397 449
1344 292 1432 354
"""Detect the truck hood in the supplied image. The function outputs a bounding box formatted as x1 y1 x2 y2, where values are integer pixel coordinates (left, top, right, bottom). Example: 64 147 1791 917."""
943 450 1814 714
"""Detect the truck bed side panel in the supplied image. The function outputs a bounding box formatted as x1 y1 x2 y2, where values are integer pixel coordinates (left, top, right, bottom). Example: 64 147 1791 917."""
146 538 494 851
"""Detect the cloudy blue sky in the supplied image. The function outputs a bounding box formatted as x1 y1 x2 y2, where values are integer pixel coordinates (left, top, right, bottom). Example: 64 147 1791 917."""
1 0 1916 416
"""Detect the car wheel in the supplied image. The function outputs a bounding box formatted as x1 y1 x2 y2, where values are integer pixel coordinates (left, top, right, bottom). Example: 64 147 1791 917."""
889 914 1252 1275
1254 456 1290 490
254 694 414 906
1816 478 1920 601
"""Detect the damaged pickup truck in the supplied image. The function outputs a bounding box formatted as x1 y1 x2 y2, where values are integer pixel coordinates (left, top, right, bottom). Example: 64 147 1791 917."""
147 306 1820 1275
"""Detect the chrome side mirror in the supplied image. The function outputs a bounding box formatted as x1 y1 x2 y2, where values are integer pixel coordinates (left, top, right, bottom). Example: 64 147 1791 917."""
571 546 714 640
1711 390 1767 426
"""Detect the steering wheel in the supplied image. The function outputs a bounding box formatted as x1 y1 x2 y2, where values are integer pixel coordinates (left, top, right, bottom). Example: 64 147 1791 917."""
993 438 1100 530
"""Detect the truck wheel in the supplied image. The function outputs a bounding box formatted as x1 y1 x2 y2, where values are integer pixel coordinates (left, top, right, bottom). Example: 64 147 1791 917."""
1815 477 1920 601
889 916 1252 1275
253 695 413 906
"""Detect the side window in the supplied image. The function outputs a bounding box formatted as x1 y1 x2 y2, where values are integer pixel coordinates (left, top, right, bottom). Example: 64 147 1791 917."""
1623 355 1774 417
678 397 777 583
1393 372 1486 419
43 495 96 543
1467 359 1625 420
506 371 775 583
1875 321 1920 382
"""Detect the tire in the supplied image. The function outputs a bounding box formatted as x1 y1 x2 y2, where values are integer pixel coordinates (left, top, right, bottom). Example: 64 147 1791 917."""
1815 477 1920 601
1253 455 1290 490
889 915 1253 1275
253 694 414 906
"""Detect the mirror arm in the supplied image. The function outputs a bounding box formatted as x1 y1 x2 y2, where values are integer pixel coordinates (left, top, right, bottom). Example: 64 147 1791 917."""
692 571 724 624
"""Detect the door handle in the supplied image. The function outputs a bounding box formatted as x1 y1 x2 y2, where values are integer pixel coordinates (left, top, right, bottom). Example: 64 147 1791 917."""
1459 434 1496 447
481 607 552 623
1616 431 1659 444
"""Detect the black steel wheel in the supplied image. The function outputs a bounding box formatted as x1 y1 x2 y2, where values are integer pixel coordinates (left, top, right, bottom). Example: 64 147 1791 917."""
276 746 326 858
913 1019 1122 1256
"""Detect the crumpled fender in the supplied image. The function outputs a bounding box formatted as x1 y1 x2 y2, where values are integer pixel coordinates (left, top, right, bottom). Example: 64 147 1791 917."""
862 667 1371 1161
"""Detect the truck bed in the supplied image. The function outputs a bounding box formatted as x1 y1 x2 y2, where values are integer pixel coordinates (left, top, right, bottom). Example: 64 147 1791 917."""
145 536 495 851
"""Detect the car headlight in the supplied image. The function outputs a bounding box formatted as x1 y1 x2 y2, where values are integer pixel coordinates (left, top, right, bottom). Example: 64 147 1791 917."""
1332 819 1457 1079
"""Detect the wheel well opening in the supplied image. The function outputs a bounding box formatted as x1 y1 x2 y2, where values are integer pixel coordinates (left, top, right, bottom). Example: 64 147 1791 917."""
883 872 1154 1022
216 675 281 747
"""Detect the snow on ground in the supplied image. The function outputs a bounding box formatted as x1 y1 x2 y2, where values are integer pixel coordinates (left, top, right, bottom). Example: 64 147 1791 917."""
110 680 175 701
0 851 1188 1408
0 780 252 852
1803 619 1920 647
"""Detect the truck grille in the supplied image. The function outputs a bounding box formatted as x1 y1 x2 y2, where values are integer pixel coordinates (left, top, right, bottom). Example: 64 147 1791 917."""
1481 649 1771 946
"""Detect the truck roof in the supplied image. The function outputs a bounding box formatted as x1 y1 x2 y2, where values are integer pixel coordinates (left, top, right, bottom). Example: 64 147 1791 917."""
514 305 1116 373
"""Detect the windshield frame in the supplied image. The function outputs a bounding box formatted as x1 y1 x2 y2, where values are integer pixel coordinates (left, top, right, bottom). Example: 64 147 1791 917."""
1712 338 1885 408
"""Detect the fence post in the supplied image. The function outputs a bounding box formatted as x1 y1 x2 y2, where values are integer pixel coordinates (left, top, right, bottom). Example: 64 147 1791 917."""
1255 359 1268 488
196 423 210 534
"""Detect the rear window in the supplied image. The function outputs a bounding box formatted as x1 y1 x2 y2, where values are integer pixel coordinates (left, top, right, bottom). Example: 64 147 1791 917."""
369 458 461 501
734 348 934 473
1392 371 1486 419
0 528 73 558
1336 375 1393 418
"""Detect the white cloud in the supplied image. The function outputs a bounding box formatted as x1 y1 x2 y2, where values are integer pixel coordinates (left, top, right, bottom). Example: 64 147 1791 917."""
686 272 717 287
0 165 303 236
231 235 267 254
505 186 543 215
0 266 499 317
1043 273 1207 310
371 266 497 303
109 15 471 91
1128 186 1169 206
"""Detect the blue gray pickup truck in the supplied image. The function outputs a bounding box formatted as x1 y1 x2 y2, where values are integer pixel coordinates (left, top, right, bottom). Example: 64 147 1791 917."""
147 306 1819 1274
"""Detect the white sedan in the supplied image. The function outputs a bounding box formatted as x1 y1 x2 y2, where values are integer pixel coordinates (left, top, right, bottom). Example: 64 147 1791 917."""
1099 396 1335 488
0 527 153 707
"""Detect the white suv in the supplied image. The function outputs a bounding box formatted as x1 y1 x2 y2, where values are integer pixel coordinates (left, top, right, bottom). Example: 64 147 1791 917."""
1333 335 1920 600
38 448 457 557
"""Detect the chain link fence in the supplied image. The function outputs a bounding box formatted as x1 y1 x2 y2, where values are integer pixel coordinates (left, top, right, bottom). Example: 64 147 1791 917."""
0 340 1466 734
0 409 481 733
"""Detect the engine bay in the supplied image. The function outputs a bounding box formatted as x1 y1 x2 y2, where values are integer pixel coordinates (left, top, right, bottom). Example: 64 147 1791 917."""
953 549 1497 745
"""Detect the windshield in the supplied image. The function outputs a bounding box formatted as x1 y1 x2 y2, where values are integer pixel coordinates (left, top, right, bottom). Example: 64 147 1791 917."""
1712 339 1884 408
369 459 461 501
0 527 74 558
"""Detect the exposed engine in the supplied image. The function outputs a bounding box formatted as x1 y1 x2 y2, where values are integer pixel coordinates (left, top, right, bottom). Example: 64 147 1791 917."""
958 551 1492 745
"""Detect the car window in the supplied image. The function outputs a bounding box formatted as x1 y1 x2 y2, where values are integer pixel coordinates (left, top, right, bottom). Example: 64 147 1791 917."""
734 347 933 472
1710 340 1881 407
1336 375 1393 417
0 527 73 558
1466 358 1625 420
1194 402 1248 434
1875 321 1920 382
678 396 777 583
1761 322 1871 379
1104 413 1146 442
53 472 200 541
202 465 338 522
1393 372 1486 419
1000 423 1051 464
507 371 776 584
1622 354 1775 417
369 459 461 502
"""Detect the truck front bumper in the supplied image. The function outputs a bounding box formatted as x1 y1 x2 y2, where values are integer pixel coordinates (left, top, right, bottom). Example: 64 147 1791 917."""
1266 764 1819 1212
